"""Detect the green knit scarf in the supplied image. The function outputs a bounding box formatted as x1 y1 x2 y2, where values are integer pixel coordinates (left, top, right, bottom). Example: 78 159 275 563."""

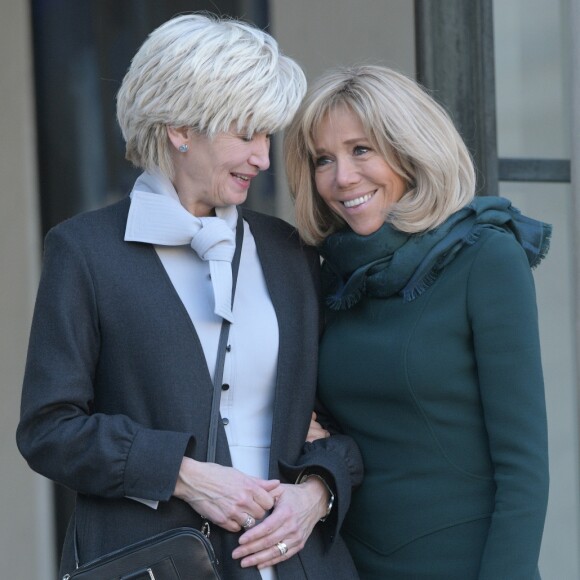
319 196 552 310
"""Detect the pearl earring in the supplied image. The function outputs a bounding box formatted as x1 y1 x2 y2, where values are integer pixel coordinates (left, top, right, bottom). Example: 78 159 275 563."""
178 144 189 153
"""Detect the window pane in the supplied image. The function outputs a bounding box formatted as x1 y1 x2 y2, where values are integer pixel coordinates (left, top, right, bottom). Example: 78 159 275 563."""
494 0 570 158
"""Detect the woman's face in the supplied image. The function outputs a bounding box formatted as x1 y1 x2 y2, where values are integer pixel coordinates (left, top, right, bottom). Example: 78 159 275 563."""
171 128 271 216
312 107 406 236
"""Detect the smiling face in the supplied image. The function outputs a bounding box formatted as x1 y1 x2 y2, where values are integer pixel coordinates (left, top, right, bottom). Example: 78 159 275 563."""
312 107 407 236
168 127 271 216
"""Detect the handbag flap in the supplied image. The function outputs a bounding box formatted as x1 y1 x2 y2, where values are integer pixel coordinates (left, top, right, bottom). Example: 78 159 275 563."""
64 527 220 580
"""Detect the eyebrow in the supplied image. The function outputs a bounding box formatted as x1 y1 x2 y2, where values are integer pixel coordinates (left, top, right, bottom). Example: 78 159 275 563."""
313 136 369 155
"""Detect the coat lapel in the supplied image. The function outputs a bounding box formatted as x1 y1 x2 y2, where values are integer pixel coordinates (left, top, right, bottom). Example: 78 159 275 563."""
241 210 317 474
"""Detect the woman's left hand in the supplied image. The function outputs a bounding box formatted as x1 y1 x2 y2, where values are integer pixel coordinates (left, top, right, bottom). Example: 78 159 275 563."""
231 477 329 569
306 411 330 442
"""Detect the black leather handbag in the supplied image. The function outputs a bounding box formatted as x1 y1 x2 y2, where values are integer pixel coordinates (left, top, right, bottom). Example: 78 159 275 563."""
62 527 220 579
61 216 244 580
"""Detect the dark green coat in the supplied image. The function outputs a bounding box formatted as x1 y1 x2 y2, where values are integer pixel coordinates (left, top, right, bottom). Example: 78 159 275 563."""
319 228 549 579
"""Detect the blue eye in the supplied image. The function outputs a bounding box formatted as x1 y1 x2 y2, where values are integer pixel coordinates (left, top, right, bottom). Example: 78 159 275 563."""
314 156 332 167
353 145 370 155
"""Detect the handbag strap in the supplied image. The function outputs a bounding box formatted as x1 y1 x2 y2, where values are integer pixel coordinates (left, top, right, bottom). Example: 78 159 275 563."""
206 211 243 463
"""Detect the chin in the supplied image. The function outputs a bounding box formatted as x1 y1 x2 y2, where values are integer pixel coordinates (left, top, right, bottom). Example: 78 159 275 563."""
349 222 383 236
225 194 248 207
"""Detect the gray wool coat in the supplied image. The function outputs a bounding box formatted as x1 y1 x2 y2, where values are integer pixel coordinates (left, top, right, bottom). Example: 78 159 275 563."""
16 197 362 579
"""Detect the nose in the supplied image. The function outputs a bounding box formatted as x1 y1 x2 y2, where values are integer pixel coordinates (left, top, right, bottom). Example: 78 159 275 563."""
249 135 271 171
335 157 359 188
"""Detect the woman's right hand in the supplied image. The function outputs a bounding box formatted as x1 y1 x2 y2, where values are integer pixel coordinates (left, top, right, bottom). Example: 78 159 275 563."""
173 458 280 532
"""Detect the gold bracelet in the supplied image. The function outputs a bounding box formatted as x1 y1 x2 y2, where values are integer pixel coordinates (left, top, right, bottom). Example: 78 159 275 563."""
298 473 335 522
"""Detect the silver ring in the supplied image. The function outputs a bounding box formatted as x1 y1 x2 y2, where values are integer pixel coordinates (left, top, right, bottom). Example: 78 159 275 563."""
275 541 288 556
241 515 255 529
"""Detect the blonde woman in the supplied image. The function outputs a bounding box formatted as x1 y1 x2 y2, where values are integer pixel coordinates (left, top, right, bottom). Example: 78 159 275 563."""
285 65 550 579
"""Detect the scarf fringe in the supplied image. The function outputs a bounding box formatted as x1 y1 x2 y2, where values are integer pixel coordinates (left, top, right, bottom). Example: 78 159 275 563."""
402 229 483 302
402 268 441 302
530 223 552 269
326 286 364 311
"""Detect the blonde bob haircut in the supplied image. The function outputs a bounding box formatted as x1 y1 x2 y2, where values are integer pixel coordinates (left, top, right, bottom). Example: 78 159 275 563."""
284 65 476 245
117 13 306 179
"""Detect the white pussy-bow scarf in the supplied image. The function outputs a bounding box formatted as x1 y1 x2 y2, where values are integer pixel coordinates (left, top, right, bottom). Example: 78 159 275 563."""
124 170 238 322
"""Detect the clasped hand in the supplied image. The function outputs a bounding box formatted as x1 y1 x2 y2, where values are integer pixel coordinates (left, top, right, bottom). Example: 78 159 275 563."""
174 458 330 569
173 413 331 568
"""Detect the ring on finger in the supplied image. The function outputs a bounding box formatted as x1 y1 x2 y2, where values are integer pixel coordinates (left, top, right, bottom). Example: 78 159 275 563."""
275 541 288 556
241 514 255 529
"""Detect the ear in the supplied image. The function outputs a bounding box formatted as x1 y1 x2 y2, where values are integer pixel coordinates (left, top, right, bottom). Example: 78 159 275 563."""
166 126 190 150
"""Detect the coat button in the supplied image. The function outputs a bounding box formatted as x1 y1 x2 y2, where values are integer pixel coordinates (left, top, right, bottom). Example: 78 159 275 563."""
222 383 230 391
222 418 229 426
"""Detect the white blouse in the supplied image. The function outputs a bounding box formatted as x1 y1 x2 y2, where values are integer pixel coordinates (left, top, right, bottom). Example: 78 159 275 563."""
156 218 279 580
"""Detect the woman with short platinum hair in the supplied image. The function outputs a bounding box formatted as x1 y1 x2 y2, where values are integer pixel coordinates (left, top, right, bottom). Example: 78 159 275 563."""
17 14 363 580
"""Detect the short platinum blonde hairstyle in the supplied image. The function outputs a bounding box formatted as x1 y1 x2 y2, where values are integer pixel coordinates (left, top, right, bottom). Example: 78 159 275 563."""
284 65 476 245
117 13 306 179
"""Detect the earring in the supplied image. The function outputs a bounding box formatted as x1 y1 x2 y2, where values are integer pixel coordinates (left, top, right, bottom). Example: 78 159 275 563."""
178 144 189 153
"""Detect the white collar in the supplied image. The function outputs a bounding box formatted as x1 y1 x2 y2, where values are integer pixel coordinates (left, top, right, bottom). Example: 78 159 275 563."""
124 170 238 322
